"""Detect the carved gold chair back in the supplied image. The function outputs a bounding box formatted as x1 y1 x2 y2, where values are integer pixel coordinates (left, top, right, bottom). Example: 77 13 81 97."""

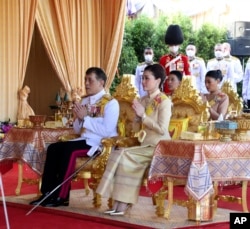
112 75 141 138
171 76 210 132
221 80 243 116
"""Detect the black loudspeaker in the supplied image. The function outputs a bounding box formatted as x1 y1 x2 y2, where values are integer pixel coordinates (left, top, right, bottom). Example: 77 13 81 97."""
227 39 250 56
229 21 250 39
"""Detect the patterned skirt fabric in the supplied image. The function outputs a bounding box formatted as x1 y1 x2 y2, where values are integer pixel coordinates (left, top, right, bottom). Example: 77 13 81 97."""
96 145 154 204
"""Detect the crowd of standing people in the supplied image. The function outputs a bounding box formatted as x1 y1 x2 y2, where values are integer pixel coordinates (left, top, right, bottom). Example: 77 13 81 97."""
134 25 250 111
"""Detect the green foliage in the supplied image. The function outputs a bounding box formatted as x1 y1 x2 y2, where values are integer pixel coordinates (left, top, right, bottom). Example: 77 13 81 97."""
117 19 138 75
109 74 121 95
130 15 157 63
194 23 227 62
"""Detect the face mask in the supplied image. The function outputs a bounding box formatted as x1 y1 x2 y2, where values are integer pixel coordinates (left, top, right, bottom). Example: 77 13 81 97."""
214 51 223 59
186 50 195 57
144 54 153 62
169 46 179 53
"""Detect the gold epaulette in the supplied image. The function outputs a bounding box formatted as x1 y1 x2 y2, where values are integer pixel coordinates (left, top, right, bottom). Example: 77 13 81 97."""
138 62 146 66
102 93 113 101
160 92 169 101
98 94 113 116
231 56 238 60
81 95 88 99
195 56 204 61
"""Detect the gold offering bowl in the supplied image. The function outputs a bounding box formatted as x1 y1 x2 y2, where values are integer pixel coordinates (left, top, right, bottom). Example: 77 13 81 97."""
29 115 47 128
228 114 250 140
235 118 250 131
216 128 235 142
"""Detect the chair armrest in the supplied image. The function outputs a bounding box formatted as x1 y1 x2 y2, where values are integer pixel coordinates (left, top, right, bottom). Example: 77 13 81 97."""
101 136 119 147
115 137 141 148
58 134 80 142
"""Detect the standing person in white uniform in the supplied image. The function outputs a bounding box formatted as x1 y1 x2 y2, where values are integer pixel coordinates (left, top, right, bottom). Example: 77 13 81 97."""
135 47 156 97
223 42 243 92
185 44 207 93
207 43 234 89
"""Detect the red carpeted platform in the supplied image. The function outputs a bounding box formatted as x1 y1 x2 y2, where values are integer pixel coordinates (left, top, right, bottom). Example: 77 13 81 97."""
175 221 229 229
0 202 152 229
0 160 13 175
1 163 249 229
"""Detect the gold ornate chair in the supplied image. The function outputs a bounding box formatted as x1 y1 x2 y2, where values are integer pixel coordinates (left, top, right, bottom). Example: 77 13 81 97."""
74 75 142 208
171 76 210 132
221 80 243 116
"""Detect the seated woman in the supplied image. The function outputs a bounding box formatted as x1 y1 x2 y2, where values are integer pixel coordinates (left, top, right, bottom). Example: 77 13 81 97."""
201 70 229 120
96 64 172 216
165 70 183 96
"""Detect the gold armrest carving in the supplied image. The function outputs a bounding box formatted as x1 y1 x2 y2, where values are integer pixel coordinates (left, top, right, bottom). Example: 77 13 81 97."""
116 137 141 147
58 134 80 142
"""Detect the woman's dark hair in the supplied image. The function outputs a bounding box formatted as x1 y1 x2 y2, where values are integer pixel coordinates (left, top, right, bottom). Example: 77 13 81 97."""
169 70 183 82
205 70 223 82
86 67 107 86
144 64 166 89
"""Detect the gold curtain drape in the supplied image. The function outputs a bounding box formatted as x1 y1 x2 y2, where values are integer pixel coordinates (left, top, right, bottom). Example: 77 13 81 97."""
0 0 126 121
0 0 37 121
36 0 126 93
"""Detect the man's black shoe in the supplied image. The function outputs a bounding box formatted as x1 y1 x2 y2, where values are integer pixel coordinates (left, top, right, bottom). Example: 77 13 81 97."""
29 193 52 206
43 197 69 207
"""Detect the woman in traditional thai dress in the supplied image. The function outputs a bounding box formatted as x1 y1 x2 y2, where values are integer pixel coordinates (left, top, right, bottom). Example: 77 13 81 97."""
165 70 183 96
201 70 229 120
96 64 172 216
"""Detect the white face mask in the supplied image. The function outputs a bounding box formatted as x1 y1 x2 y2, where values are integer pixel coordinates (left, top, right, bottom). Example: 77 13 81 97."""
214 51 223 59
169 46 179 53
144 54 153 62
186 50 195 57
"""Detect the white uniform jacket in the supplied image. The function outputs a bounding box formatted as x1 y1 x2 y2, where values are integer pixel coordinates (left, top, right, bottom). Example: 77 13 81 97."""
206 58 234 90
243 59 250 101
224 55 243 91
189 56 207 93
73 89 119 147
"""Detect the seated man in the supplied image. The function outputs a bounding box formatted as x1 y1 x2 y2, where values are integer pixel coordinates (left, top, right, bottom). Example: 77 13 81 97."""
29 67 119 207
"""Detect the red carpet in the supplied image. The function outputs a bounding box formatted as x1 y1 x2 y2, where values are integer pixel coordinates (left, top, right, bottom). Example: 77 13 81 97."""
0 160 13 175
1 162 249 229
0 202 152 229
175 222 229 229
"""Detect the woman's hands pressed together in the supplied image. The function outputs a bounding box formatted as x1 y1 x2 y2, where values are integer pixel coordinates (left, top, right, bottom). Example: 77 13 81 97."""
132 99 145 118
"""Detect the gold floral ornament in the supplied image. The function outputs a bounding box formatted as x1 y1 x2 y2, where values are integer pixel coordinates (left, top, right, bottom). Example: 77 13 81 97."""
86 94 113 117
71 87 84 102
145 93 168 116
